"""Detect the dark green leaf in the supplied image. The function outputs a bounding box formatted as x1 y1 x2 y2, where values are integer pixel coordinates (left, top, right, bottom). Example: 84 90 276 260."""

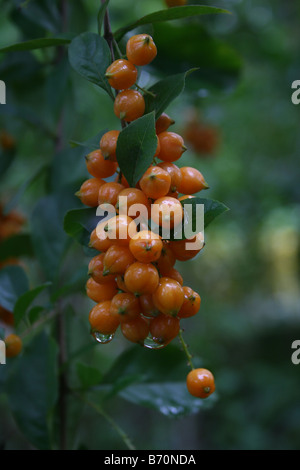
0 265 29 312
0 34 74 53
97 0 110 36
6 332 58 450
13 283 52 328
63 207 102 247
49 146 89 192
116 111 157 187
144 69 197 118
45 57 70 123
76 362 103 389
181 197 229 229
68 32 113 98
69 129 108 152
0 234 34 262
114 5 230 40
0 147 16 179
0 104 55 140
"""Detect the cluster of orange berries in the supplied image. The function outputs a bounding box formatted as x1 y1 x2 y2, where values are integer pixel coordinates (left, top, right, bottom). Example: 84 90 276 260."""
76 33 215 398
0 205 24 358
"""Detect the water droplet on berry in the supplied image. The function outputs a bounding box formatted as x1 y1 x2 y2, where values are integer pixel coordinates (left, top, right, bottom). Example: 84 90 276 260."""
93 332 114 344
143 335 166 350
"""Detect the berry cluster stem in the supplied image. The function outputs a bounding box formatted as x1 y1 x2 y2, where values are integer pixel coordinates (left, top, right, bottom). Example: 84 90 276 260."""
178 329 195 370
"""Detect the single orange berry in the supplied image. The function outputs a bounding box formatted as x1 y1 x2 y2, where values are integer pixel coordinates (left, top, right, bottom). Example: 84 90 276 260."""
4 334 22 358
75 178 105 207
88 253 116 284
161 267 183 285
157 162 182 194
89 224 115 252
186 368 216 399
149 313 180 345
139 294 160 318
116 187 151 220
154 241 176 273
100 130 120 162
129 230 163 263
89 301 120 337
86 277 118 303
169 232 204 261
103 215 138 246
103 245 136 276
151 196 183 229
158 131 187 162
139 166 171 199
126 34 157 66
124 262 159 296
178 167 209 194
121 315 150 344
178 286 201 318
155 113 175 135
114 89 145 122
110 292 141 323
85 149 118 179
98 182 125 210
105 59 138 90
152 277 184 317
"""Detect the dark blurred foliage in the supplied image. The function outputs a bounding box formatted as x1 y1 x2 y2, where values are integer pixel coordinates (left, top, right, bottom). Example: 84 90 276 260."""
0 0 299 450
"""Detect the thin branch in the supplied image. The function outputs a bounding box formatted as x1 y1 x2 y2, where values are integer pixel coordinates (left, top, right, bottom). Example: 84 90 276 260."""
178 329 195 370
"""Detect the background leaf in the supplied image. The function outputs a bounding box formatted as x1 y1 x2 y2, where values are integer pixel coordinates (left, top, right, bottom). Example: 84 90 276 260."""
0 35 74 53
116 112 157 187
0 265 29 312
68 32 113 98
13 282 52 328
6 332 58 450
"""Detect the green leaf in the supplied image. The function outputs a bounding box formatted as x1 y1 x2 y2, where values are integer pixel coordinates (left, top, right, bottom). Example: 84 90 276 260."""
0 34 74 53
63 207 101 247
116 112 157 187
181 197 229 229
0 234 34 262
13 0 61 34
69 129 108 152
49 146 89 192
13 282 52 328
0 104 55 140
102 345 213 417
68 32 113 98
0 147 16 180
97 0 110 36
114 5 230 40
144 69 197 118
6 332 58 450
76 362 103 389
0 265 29 312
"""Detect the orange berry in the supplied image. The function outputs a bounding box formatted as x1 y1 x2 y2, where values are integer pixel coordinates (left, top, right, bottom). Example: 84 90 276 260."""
116 274 131 293
124 262 159 296
116 187 150 219
157 162 182 194
139 294 160 318
105 59 138 90
129 230 163 263
4 334 22 358
85 149 118 179
103 215 137 246
139 166 171 199
151 196 183 229
103 245 135 276
178 167 209 194
100 130 120 162
178 195 195 202
161 267 183 285
169 232 204 261
186 368 216 399
114 89 145 122
155 113 175 135
89 301 120 337
89 224 115 252
152 277 184 317
76 178 105 207
121 316 150 344
149 313 180 345
154 241 176 273
88 253 115 284
86 277 118 303
98 182 125 210
0 306 14 326
158 131 186 162
110 292 141 323
126 34 157 66
178 286 201 318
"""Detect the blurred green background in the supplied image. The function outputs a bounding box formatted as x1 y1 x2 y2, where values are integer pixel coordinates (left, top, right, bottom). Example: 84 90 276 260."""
0 0 299 450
